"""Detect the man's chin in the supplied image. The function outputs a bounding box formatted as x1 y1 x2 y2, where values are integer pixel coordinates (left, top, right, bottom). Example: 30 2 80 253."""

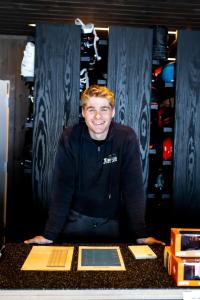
92 126 105 133
89 128 109 139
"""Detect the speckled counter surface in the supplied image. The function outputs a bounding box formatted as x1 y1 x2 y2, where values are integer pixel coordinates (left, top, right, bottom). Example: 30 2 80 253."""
0 243 177 289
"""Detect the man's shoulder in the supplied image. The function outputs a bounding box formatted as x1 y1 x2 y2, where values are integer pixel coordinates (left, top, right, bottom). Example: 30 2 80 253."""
60 123 86 150
112 122 137 139
62 123 82 139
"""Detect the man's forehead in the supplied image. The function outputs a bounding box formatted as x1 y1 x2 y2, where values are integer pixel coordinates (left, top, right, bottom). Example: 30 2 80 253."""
85 104 111 107
87 96 109 101
84 96 112 107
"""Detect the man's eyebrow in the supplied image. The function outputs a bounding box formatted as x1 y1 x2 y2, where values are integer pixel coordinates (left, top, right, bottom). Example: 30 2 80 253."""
85 105 111 110
85 106 95 110
101 105 111 108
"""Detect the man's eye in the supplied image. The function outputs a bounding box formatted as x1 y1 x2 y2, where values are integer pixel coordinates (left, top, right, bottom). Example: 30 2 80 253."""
101 107 109 112
88 109 95 113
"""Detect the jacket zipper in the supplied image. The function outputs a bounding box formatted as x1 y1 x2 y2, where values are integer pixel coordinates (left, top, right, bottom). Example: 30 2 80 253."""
97 146 101 161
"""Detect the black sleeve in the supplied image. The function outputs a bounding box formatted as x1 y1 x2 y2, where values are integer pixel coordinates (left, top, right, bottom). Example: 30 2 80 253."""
43 130 75 241
121 129 148 239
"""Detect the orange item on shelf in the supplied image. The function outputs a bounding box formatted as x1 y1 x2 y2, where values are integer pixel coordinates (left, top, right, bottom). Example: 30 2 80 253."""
171 255 200 287
171 228 200 257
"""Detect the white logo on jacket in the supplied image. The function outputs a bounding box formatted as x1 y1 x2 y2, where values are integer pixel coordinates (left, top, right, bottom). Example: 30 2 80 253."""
103 154 118 165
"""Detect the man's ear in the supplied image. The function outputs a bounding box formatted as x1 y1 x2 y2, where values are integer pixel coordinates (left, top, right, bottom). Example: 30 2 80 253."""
112 108 115 118
81 107 85 118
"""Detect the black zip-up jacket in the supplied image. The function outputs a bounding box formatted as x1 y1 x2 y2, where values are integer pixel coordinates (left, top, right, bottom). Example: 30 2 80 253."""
44 121 147 241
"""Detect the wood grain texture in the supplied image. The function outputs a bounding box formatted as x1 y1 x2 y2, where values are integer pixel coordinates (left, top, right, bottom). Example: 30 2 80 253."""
32 24 80 210
173 30 200 224
107 26 152 189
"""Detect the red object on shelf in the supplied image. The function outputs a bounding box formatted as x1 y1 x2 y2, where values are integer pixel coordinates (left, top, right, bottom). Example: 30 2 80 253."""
153 66 163 77
158 106 174 128
163 136 173 160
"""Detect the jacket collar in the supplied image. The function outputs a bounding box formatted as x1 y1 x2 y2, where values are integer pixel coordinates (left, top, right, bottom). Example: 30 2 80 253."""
82 120 115 142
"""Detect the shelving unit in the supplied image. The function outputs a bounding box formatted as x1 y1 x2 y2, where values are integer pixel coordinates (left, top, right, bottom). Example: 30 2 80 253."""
79 28 108 93
20 35 35 176
78 27 108 123
146 28 177 240
21 82 34 175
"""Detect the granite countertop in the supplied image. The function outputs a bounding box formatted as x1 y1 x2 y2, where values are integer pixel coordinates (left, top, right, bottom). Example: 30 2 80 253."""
0 243 176 289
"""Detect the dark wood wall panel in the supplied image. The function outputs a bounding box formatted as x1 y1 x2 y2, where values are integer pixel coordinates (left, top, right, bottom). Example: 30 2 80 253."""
173 30 200 225
107 26 153 188
33 24 80 210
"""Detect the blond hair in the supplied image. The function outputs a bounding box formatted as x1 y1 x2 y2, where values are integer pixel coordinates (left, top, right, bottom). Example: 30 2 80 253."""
80 85 115 108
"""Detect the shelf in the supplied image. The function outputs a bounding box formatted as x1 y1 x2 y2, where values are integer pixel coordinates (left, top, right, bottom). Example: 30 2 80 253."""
97 79 107 85
150 103 158 110
163 127 173 133
81 56 91 62
147 193 171 199
165 82 174 87
98 39 108 46
22 76 34 83
152 59 165 65
25 121 33 129
163 160 172 166
149 149 156 154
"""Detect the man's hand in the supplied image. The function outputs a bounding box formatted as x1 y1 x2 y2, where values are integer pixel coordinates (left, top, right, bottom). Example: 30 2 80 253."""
136 236 166 246
24 235 53 245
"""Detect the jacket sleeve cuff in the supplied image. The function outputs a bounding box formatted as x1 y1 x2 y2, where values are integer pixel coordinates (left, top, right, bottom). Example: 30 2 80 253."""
133 227 148 239
43 230 57 241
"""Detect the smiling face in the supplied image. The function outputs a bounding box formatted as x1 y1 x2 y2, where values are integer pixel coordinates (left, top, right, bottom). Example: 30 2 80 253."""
82 96 115 140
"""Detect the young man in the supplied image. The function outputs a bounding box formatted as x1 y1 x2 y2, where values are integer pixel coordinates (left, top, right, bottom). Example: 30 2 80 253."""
25 85 164 245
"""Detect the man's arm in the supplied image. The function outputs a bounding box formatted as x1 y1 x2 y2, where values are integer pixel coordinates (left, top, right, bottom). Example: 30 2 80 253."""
43 130 76 241
24 129 75 244
121 129 165 245
121 129 147 239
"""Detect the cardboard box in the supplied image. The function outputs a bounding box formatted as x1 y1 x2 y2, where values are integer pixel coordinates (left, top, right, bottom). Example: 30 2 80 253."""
171 228 200 257
164 246 172 275
171 255 200 286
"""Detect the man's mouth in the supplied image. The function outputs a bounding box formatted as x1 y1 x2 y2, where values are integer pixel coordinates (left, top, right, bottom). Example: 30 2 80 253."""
93 122 104 126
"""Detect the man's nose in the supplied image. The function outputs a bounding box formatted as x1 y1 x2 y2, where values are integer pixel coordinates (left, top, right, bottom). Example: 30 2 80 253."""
95 112 101 119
